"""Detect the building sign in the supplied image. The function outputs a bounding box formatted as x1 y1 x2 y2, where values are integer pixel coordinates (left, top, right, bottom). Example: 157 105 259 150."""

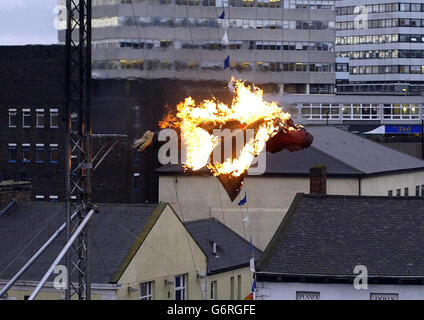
385 125 421 134
296 291 320 300
370 293 399 300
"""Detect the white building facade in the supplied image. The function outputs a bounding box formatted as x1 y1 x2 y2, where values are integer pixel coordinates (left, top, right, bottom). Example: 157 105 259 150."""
335 0 424 95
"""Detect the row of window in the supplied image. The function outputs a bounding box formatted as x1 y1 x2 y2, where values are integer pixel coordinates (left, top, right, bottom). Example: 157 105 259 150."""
336 84 424 95
336 34 424 45
138 273 244 300
96 39 335 52
337 50 424 60
336 3 424 15
35 195 60 202
8 144 59 164
336 18 424 30
119 16 336 30
94 59 334 73
349 65 424 75
300 103 423 120
8 108 59 129
61 16 336 30
388 186 424 197
117 0 334 9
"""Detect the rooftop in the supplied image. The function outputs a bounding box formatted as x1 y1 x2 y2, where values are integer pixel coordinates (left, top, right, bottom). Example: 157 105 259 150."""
184 218 262 275
0 202 158 284
257 193 424 282
157 126 424 177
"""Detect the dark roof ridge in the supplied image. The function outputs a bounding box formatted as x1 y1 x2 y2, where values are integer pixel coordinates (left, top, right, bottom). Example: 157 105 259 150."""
303 193 424 200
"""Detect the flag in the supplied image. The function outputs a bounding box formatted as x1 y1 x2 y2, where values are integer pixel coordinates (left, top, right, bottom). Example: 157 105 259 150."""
237 193 247 206
249 237 255 271
224 56 230 69
221 30 229 45
244 292 254 300
252 279 256 292
218 10 225 19
250 257 255 272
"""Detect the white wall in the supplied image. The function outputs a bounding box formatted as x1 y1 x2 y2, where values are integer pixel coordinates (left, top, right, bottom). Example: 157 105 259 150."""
159 175 358 250
362 171 424 197
257 281 424 300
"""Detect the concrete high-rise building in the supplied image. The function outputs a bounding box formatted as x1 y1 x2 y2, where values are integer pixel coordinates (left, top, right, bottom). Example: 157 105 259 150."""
58 0 336 94
335 0 424 95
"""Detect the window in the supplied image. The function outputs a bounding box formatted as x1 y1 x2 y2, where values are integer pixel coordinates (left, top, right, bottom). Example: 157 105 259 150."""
35 195 45 201
388 190 393 197
36 144 45 163
422 185 424 197
404 187 409 197
49 195 58 202
237 275 242 300
36 109 45 128
416 186 420 196
8 144 17 163
139 281 153 300
22 109 31 128
8 109 17 127
175 274 187 300
396 189 401 197
210 281 217 300
50 109 59 128
230 276 235 300
22 144 31 163
134 173 140 192
49 144 59 163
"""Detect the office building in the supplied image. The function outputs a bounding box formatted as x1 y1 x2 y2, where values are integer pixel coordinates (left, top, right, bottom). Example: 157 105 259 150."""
58 0 336 94
336 0 424 95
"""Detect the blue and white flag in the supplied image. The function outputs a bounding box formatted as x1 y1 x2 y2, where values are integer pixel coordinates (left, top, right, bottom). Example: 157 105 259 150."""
237 193 247 206
218 10 225 19
249 237 255 272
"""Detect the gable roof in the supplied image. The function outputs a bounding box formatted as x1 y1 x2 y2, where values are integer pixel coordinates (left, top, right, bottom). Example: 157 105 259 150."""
257 193 424 282
0 202 162 284
157 126 424 177
157 146 362 177
307 126 424 174
184 218 262 275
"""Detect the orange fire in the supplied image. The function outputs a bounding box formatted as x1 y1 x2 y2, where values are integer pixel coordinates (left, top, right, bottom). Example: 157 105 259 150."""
159 80 291 177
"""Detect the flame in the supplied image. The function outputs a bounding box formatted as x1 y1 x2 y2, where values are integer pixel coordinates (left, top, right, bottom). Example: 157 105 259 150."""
160 80 291 177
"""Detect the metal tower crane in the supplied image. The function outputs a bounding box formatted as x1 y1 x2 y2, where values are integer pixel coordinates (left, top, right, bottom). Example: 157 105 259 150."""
63 0 93 300
0 0 129 300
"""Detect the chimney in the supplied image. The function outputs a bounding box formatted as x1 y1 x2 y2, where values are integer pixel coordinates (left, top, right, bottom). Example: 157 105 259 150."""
0 181 32 211
310 165 327 194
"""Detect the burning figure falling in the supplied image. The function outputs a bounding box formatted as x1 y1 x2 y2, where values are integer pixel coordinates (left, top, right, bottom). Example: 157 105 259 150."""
135 80 313 201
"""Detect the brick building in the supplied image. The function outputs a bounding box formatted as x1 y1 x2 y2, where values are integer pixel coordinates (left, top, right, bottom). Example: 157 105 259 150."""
0 45 66 202
0 45 232 203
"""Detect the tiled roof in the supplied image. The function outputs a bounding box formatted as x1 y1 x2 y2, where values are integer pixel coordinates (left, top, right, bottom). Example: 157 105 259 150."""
307 126 424 174
0 202 159 284
257 193 424 280
184 218 262 274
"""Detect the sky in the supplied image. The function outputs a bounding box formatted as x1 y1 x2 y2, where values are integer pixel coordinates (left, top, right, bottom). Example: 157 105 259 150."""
0 0 59 45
